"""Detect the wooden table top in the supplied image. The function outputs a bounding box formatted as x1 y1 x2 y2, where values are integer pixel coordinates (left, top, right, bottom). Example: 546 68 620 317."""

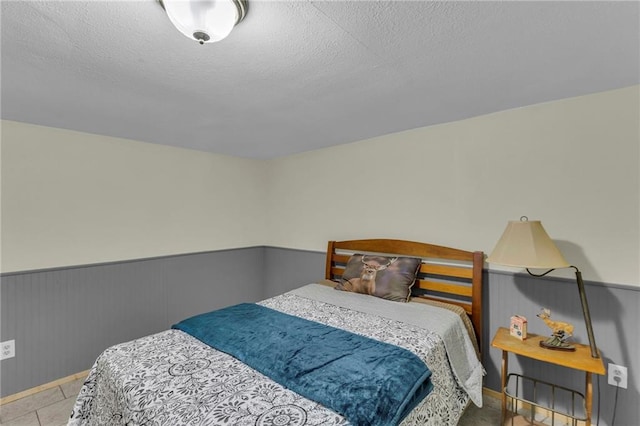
491 327 605 375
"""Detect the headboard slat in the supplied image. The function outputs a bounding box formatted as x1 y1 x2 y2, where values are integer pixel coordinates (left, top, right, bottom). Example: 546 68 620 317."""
415 279 473 297
330 266 345 277
419 263 473 279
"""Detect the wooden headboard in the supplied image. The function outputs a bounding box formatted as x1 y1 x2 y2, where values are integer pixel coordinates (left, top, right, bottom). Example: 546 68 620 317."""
325 239 484 351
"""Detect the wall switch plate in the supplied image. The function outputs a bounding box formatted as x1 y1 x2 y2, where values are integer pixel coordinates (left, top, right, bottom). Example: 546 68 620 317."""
0 340 15 360
608 363 628 389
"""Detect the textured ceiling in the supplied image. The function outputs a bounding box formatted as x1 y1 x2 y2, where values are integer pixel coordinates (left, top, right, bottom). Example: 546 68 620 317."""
2 1 639 159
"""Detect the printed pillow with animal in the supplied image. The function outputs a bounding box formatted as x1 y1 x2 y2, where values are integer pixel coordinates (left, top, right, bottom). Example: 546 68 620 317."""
334 254 422 302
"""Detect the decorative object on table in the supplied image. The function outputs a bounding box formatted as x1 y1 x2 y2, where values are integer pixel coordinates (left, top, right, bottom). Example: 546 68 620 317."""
487 216 599 358
159 0 248 44
509 315 528 340
536 308 576 351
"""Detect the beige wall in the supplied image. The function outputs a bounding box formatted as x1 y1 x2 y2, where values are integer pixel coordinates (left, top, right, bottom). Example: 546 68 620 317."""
0 121 268 272
2 86 638 286
265 86 640 287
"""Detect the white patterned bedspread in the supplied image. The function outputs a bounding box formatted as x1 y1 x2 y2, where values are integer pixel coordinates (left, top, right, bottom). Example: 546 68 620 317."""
69 284 482 425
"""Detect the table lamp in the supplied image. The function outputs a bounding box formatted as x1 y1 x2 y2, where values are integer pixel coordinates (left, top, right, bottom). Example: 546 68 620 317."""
487 217 599 358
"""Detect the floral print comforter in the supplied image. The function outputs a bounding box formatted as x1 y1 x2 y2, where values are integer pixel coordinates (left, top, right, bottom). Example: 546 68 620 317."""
69 289 472 425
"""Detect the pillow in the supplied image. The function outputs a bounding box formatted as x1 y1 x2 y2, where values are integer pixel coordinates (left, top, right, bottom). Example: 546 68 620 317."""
334 254 422 302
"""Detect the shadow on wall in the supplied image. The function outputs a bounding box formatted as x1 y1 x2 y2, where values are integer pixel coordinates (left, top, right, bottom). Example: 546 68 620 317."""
554 240 602 283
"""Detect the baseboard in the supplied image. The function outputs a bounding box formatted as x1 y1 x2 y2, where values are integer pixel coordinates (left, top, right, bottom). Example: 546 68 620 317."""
0 370 90 406
483 386 502 401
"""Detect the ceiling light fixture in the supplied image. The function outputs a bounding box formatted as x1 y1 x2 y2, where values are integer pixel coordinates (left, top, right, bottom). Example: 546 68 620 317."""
159 0 247 45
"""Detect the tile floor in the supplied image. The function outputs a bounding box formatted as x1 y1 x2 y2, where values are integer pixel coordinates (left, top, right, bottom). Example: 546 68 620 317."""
459 394 503 425
0 377 503 426
0 378 84 426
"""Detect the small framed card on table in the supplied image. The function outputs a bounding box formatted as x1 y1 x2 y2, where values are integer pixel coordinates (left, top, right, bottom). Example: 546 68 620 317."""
510 315 527 340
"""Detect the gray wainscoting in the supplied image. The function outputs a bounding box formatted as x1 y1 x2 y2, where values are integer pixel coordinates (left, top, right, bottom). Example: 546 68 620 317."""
2 246 638 425
0 247 265 397
263 246 326 298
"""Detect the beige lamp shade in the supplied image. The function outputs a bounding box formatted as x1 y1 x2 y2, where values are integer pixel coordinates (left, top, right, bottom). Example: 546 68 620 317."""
487 219 570 269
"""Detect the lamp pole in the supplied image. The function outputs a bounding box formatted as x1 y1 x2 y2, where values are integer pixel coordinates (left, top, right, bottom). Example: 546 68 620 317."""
574 267 599 358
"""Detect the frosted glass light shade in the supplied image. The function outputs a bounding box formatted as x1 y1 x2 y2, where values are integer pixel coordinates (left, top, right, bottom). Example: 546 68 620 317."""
487 219 570 269
161 0 246 44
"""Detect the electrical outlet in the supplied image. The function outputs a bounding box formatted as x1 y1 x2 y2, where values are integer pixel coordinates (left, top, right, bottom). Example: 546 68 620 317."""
0 340 15 360
608 363 628 389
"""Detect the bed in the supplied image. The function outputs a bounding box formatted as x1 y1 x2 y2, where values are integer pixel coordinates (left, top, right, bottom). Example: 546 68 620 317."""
69 239 485 425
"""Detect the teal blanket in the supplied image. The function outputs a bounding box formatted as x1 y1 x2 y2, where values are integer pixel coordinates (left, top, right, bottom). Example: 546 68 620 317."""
172 303 433 426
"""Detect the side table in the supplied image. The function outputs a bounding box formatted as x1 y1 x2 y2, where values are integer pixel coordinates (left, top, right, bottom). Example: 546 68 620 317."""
491 327 605 425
